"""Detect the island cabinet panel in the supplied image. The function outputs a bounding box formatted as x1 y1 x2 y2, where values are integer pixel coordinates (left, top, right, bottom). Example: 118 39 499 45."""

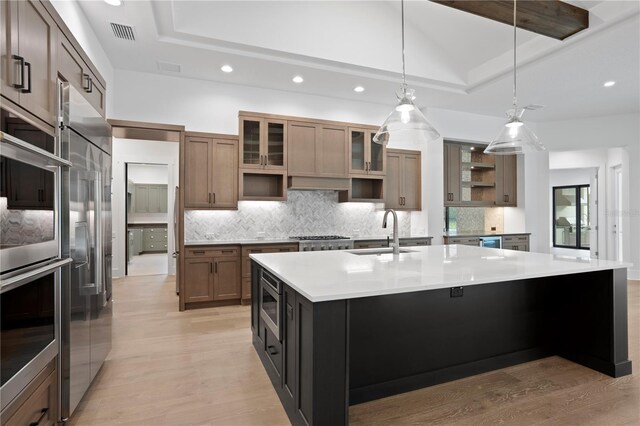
251 262 348 426
253 260 631 426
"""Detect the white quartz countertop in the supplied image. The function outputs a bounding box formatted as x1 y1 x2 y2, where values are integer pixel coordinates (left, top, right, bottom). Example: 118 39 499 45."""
250 245 631 303
185 239 299 246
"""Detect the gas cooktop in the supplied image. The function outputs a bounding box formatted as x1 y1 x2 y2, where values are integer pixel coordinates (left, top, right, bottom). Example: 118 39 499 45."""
290 235 351 241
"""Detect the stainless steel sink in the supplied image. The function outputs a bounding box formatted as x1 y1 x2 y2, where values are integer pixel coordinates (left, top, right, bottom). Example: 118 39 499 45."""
349 248 416 256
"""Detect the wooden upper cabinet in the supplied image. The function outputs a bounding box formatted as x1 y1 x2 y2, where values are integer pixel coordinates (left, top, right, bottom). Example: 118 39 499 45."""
288 121 348 178
184 133 238 210
385 149 421 211
58 31 106 117
444 143 461 206
239 116 287 170
1 0 57 127
349 128 385 176
495 154 517 206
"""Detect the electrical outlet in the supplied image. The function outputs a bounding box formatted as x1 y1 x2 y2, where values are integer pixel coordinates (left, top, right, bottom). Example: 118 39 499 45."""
450 287 464 298
491 227 496 231
205 233 215 240
352 229 360 237
256 231 266 239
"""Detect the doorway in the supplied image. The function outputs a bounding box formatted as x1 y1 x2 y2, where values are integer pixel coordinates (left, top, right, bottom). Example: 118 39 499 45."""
125 163 170 276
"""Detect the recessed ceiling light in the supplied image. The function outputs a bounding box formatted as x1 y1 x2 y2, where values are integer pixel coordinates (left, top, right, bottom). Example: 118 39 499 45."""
354 86 365 93
104 0 122 6
292 75 304 84
221 65 233 73
603 81 616 87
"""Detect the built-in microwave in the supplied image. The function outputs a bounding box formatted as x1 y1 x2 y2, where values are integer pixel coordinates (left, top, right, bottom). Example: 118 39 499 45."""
0 109 71 273
260 269 282 340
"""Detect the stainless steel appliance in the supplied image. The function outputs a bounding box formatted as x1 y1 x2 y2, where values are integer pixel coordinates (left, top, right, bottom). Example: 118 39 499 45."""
260 269 282 339
479 236 502 249
291 235 354 251
0 258 71 411
0 109 71 273
59 82 112 420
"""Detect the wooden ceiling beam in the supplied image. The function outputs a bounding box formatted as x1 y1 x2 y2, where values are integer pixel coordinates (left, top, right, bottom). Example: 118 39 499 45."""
430 0 589 40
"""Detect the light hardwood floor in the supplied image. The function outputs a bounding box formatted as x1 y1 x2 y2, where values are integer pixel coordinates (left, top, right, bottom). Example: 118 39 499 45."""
71 276 640 425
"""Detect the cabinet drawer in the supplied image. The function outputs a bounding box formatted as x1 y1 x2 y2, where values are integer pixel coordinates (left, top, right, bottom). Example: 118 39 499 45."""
186 246 239 258
1 361 57 426
447 237 480 246
264 327 283 380
503 235 529 243
505 243 529 252
354 241 387 249
401 239 431 247
241 244 298 257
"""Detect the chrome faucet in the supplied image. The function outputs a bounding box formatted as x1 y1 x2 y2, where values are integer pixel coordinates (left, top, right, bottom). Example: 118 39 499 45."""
382 209 400 255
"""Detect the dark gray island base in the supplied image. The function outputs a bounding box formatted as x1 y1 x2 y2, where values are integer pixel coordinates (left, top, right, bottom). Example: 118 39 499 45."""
250 261 632 426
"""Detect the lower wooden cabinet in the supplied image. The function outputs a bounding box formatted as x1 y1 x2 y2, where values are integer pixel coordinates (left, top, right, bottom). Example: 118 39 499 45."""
184 246 241 305
1 359 57 426
241 243 298 301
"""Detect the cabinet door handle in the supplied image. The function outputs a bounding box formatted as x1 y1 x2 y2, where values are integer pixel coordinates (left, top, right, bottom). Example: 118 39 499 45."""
214 262 218 274
287 304 294 320
264 155 268 166
29 407 48 426
267 345 278 355
11 55 25 89
88 77 93 93
210 262 213 273
208 193 211 203
212 193 216 204
83 73 91 92
399 196 402 205
22 61 31 93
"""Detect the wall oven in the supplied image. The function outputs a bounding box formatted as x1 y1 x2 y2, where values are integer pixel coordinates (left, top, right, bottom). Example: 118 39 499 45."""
0 109 71 273
260 269 282 340
0 258 71 411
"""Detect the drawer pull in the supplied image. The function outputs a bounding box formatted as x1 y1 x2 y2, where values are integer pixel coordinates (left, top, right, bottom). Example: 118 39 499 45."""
267 345 278 355
30 408 48 426
193 250 205 255
251 249 263 253
222 249 234 253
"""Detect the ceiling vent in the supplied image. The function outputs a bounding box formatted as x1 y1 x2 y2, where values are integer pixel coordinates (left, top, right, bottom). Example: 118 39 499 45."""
110 22 135 41
157 61 181 73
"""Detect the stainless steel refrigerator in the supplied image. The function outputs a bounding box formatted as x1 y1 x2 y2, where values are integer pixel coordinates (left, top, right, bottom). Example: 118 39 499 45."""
59 82 112 420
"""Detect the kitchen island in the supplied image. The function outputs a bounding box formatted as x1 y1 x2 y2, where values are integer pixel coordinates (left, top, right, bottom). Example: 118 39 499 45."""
250 245 632 426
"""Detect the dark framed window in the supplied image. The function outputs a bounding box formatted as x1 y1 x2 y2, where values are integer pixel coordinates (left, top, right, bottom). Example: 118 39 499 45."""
553 185 590 250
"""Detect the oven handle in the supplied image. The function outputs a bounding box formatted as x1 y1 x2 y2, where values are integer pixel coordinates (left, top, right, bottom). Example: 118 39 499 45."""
0 258 72 294
0 131 72 167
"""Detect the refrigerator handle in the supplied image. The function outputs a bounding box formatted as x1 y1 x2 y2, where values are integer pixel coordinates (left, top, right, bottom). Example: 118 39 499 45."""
94 171 103 295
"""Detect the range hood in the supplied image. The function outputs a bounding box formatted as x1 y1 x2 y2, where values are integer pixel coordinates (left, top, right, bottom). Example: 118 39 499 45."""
287 176 350 191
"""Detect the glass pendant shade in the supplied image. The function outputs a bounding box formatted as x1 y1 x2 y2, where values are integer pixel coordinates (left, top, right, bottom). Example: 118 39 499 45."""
484 108 545 155
373 87 440 146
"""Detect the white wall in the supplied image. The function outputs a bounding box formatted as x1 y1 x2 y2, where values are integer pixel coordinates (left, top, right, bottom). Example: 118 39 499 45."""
539 115 640 279
112 138 179 278
50 0 115 116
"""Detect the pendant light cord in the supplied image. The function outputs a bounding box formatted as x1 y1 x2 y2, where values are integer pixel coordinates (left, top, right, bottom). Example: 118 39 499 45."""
512 0 517 108
401 0 407 89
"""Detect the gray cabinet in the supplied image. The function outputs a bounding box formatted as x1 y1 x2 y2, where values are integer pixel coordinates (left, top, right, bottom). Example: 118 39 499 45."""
142 227 168 253
133 184 168 213
443 236 481 246
503 235 529 251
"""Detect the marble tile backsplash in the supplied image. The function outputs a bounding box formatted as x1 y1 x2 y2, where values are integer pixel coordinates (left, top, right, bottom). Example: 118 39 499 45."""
185 190 411 241
454 207 485 232
0 197 55 245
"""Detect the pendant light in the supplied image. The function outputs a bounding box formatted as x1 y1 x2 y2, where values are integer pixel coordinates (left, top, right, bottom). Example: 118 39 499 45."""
485 0 544 155
373 0 440 146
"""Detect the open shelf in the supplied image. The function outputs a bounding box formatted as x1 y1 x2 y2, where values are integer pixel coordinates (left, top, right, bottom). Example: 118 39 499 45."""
339 177 384 203
240 171 287 201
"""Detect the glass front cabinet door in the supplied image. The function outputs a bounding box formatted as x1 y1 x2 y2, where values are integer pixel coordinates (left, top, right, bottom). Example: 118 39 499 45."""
239 116 287 170
349 128 385 176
